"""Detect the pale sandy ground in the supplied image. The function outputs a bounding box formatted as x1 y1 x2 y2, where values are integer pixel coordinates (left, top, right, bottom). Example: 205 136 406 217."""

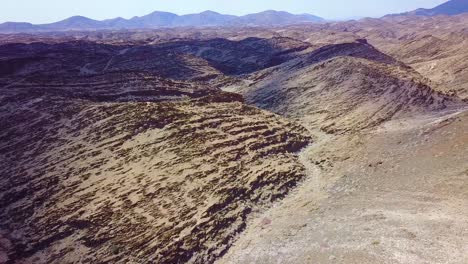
220 107 468 264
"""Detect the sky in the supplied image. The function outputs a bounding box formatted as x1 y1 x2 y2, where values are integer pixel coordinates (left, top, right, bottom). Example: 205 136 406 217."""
0 0 448 24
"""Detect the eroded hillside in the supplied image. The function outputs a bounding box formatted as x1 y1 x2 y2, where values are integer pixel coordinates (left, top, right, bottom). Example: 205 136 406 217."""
0 26 467 264
230 41 456 133
0 44 311 263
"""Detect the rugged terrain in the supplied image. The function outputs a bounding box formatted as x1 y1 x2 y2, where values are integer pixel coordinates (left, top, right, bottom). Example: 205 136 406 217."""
4 12 468 100
0 42 313 263
221 104 468 264
0 9 468 264
229 41 455 132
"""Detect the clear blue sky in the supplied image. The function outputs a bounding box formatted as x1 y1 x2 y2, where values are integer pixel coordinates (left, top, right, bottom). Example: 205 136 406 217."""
1 0 448 23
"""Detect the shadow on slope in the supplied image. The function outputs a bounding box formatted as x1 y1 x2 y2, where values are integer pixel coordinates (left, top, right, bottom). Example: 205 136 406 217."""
0 37 311 80
0 60 312 264
235 40 459 133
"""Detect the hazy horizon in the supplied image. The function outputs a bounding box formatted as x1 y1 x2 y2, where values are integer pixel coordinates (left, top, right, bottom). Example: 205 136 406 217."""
1 0 447 24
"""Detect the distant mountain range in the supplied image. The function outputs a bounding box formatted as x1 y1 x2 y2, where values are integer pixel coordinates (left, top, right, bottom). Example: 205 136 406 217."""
394 0 468 16
0 10 324 33
3 0 468 33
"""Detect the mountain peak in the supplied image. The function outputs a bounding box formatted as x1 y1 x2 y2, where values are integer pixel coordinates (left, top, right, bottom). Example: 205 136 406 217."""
241 10 324 24
58 15 98 23
142 11 178 18
199 10 222 15
0 10 324 33
258 10 292 15
396 0 468 16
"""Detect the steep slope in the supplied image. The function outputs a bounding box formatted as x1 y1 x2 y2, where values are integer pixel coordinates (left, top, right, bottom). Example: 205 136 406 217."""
385 33 468 99
0 25 466 264
308 14 468 100
12 16 460 100
0 71 311 264
0 38 317 263
231 41 454 133
158 37 311 75
405 0 468 16
220 98 468 264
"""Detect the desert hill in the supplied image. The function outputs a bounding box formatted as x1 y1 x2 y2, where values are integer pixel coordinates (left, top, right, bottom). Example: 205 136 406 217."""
229 41 455 133
399 0 468 16
4 14 467 101
0 12 467 264
0 58 311 263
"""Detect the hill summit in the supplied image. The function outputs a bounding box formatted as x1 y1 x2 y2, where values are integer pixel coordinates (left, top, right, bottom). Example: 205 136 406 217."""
0 10 324 33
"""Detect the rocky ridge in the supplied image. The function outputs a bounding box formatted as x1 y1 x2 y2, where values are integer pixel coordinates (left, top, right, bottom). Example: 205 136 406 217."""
0 41 311 263
0 28 466 264
229 41 455 133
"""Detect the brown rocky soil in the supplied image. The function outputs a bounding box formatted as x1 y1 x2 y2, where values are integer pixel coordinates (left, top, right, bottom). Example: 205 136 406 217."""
0 48 311 263
220 106 468 264
0 17 467 263
229 41 457 133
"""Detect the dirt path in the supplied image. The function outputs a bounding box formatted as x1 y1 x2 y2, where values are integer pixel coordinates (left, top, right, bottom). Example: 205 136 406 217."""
298 145 324 198
219 109 468 264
